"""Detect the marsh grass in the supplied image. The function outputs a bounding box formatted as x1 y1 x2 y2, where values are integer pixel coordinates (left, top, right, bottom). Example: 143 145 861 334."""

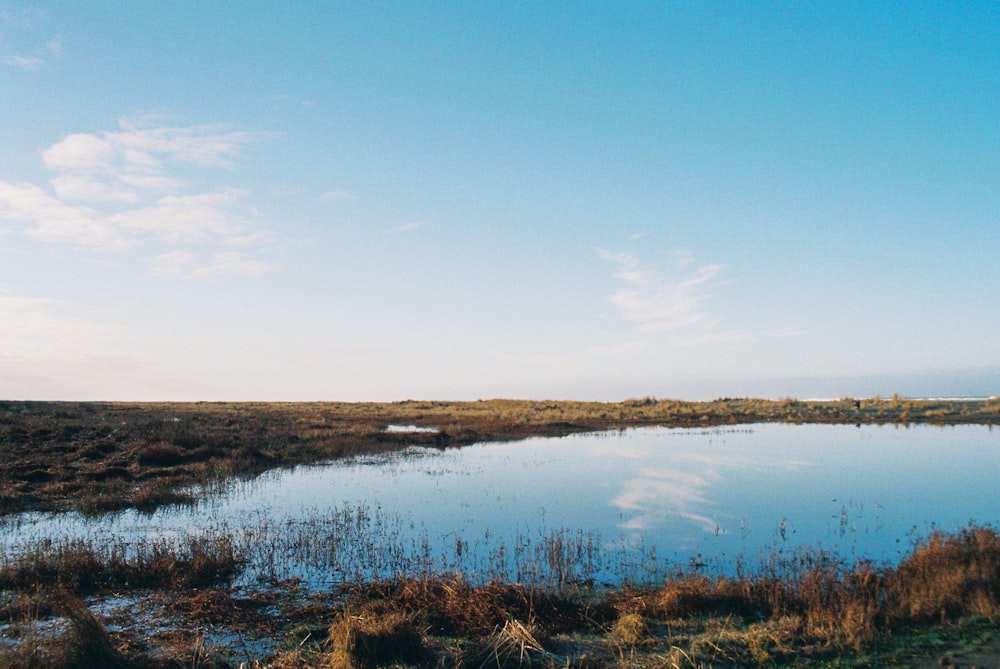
888 525 1000 622
325 611 427 669
0 534 240 594
3 398 997 516
609 612 647 645
463 618 549 669
1 532 995 666
0 592 125 669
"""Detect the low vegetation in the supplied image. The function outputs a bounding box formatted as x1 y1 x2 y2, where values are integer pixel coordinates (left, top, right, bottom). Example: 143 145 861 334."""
1 399 999 667
1 397 998 516
0 525 997 667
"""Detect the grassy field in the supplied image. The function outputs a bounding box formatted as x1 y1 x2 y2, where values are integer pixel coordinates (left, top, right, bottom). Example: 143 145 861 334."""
1 398 999 667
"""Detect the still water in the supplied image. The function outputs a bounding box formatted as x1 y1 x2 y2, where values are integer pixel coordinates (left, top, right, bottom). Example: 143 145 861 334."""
4 423 998 587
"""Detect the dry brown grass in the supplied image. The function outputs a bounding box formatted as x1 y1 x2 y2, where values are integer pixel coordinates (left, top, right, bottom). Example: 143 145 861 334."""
344 575 602 638
2 398 997 516
0 534 240 594
463 618 548 669
652 576 759 621
609 612 647 645
3 524 999 668
887 525 1000 622
324 611 427 669
0 593 126 669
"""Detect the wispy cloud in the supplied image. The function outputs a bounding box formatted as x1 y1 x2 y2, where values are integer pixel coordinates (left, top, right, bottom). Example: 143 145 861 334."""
319 189 355 202
0 181 131 249
0 293 130 359
2 7 62 70
5 54 43 69
587 341 650 356
389 221 426 233
0 291 169 399
599 249 726 335
492 351 578 370
150 250 273 279
0 117 273 277
610 452 811 533
611 467 719 533
45 34 62 58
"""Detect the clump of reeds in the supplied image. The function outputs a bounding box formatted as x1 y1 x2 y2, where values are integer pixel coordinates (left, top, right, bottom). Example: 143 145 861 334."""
653 575 758 620
462 618 548 669
344 575 599 638
794 556 881 650
0 534 241 594
51 595 127 669
684 615 799 667
0 593 126 669
324 611 426 669
609 612 647 645
128 478 197 512
887 525 1000 622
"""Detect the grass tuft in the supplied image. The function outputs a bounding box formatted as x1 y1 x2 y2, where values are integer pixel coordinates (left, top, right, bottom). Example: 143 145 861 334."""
610 612 647 645
463 618 548 669
325 611 426 669
0 592 126 669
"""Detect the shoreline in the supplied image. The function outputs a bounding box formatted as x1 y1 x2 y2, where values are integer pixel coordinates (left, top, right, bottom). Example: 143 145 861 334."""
2 397 999 517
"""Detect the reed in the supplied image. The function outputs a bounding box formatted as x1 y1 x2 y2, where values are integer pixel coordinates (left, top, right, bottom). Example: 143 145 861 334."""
0 592 125 669
462 618 548 669
0 534 240 594
1 514 999 666
324 611 426 669
887 525 1000 622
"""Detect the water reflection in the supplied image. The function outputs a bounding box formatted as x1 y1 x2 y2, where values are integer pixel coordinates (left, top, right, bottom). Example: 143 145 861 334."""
2 423 998 587
611 468 717 532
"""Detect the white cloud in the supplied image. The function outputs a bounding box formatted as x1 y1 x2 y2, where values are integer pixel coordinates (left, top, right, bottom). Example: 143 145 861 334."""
50 175 140 203
389 221 426 233
5 55 42 69
611 467 719 533
1 8 62 70
587 341 650 356
41 121 258 175
46 34 63 57
112 189 251 242
0 181 131 249
320 189 355 202
0 294 130 359
150 250 272 279
149 250 197 279
196 252 272 278
599 249 726 335
0 118 273 276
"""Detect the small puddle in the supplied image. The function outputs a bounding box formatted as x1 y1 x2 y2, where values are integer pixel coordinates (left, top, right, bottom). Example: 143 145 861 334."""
384 424 440 433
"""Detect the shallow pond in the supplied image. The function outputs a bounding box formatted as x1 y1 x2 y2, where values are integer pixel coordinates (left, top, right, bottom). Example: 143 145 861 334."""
3 423 998 588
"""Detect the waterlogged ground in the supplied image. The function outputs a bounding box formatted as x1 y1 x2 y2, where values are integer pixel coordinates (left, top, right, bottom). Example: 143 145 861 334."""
3 397 997 517
4 423 999 589
2 417 1000 667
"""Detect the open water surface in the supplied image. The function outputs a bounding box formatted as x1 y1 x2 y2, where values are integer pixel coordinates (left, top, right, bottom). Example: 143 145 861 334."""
3 423 998 587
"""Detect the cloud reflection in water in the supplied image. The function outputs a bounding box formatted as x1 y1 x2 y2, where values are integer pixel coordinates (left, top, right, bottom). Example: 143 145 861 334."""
609 447 812 536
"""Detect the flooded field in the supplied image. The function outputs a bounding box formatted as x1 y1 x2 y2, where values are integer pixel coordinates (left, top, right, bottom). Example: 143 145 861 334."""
4 423 997 589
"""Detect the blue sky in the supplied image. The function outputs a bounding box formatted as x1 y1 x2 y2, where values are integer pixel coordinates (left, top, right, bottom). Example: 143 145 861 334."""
1 2 998 401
